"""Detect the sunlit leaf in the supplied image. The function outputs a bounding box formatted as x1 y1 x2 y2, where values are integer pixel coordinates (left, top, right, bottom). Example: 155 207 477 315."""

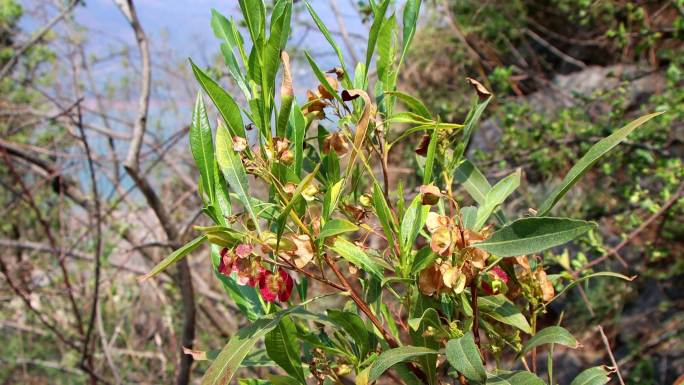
190 93 216 203
569 366 615 385
473 217 596 257
139 235 206 281
520 326 580 355
366 346 437 384
538 112 664 216
445 332 486 384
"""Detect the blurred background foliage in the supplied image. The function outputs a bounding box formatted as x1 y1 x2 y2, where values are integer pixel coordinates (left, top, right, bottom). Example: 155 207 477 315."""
0 0 682 384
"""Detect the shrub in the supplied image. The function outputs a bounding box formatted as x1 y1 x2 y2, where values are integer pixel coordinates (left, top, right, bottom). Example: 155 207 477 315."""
142 1 662 384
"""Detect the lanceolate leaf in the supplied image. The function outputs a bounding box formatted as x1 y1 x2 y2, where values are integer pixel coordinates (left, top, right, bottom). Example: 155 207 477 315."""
473 168 520 230
303 1 350 85
330 237 384 279
366 346 437 384
385 91 431 119
454 159 490 205
400 195 428 258
190 60 245 138
401 0 421 59
486 371 546 385
319 219 359 240
537 111 663 216
520 326 580 355
364 0 391 81
569 366 615 385
200 295 332 385
445 332 486 384
190 92 216 203
215 122 260 234
265 316 306 384
373 182 396 247
473 217 597 257
328 310 370 360
139 235 206 281
478 295 532 334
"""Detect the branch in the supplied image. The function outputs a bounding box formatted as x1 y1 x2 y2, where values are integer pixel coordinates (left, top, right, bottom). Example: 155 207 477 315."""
113 2 195 384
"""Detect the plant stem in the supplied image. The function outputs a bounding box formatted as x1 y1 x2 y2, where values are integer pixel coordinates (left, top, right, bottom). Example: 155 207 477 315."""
470 279 482 356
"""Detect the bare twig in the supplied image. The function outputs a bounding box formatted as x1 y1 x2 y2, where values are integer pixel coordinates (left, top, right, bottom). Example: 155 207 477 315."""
597 326 626 385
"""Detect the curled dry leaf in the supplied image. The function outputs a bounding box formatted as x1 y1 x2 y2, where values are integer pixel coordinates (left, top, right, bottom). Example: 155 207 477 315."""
415 133 431 157
466 77 492 101
420 184 441 205
287 233 315 268
323 132 349 156
280 51 293 99
534 266 555 302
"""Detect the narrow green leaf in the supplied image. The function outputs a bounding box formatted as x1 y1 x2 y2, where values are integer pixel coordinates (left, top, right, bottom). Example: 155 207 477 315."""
486 371 546 385
140 235 206 281
303 1 350 84
538 111 664 216
190 93 216 203
478 295 532 334
569 366 614 385
190 60 245 138
473 217 596 257
385 91 431 119
215 122 260 234
289 101 306 177
376 13 396 84
549 272 634 304
238 0 265 46
401 0 421 58
454 96 493 166
400 195 428 257
364 0 391 80
367 346 437 384
319 219 359 240
304 51 344 105
520 326 580 355
473 169 520 230
265 316 306 384
454 159 491 205
330 237 384 279
423 126 439 184
445 332 486 384
373 182 396 247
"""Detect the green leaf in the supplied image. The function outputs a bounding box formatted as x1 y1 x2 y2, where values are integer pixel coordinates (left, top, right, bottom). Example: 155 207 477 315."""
215 122 260 234
366 346 437 384
549 272 634 304
200 294 332 385
537 111 663 216
473 217 597 257
140 235 206 281
454 96 492 166
569 366 614 385
364 0 391 80
304 51 344 105
211 9 250 98
445 332 486 384
473 169 520 230
330 237 384 279
268 375 301 385
190 60 245 138
385 91 431 119
400 195 428 259
289 101 306 176
190 93 216 203
303 1 350 85
376 13 396 84
274 164 320 244
409 308 441 385
319 219 359 240
478 295 532 334
238 0 265 46
454 159 491 205
486 371 546 385
520 326 579 355
265 316 306 384
423 126 439 184
328 310 370 360
373 181 396 248
401 0 421 57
